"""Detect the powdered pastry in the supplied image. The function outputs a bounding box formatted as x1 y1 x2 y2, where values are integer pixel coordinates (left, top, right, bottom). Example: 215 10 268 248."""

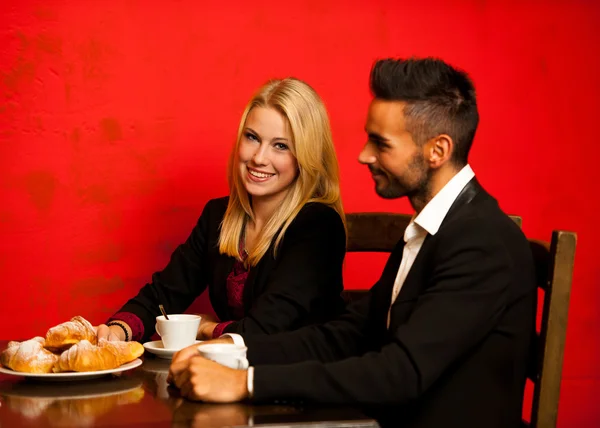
0 337 60 374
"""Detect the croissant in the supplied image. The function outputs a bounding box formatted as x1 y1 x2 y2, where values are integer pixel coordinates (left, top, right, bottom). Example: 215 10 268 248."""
45 316 97 350
0 337 60 373
54 339 144 372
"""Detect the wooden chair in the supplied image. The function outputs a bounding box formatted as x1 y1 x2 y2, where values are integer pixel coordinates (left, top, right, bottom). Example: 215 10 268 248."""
527 231 576 427
342 212 576 427
342 213 411 304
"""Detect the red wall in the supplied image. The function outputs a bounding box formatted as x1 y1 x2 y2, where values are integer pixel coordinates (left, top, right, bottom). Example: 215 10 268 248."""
1 1 598 425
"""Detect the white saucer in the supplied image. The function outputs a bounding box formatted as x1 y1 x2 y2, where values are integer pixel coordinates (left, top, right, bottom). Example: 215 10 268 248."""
143 340 203 359
0 359 142 382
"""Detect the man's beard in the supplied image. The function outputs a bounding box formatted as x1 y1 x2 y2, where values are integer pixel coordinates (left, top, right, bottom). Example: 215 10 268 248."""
370 152 431 201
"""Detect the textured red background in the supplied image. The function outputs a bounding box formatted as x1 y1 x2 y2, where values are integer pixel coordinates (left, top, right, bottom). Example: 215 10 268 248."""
1 1 598 425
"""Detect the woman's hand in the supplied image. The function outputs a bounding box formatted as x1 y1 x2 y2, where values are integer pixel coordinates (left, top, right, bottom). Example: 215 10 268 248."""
196 313 220 340
95 323 130 341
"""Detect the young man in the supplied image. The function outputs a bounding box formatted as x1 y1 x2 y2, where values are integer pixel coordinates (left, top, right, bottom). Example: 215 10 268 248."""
168 57 536 428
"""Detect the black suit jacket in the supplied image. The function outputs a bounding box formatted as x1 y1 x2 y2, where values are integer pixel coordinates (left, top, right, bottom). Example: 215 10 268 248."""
246 180 537 428
117 197 346 342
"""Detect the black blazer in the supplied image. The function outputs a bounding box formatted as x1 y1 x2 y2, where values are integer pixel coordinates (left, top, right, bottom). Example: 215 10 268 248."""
246 180 537 428
117 197 346 342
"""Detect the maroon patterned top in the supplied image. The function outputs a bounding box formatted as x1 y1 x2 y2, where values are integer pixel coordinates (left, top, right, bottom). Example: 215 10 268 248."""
212 252 249 338
111 248 250 341
108 312 145 342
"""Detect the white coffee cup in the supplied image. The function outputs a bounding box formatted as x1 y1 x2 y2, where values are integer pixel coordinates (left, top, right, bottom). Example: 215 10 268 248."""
155 314 201 350
197 344 249 369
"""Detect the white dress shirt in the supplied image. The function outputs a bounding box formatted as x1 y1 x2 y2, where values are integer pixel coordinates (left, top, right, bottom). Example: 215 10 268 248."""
387 164 475 325
387 220 427 327
223 164 476 397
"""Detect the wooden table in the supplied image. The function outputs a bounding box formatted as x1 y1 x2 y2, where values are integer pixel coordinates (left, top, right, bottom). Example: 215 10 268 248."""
0 341 379 427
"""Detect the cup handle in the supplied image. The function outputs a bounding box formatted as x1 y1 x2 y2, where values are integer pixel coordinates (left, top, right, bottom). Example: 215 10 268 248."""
155 323 162 337
238 357 249 370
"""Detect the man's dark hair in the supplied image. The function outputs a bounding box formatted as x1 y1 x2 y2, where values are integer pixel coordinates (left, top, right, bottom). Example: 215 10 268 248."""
370 57 479 166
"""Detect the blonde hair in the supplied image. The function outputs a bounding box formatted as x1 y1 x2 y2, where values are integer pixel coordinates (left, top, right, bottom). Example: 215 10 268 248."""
218 78 345 266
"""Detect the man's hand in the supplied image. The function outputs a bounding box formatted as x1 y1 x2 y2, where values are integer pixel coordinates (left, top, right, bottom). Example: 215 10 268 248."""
168 337 235 380
196 313 219 340
169 354 249 403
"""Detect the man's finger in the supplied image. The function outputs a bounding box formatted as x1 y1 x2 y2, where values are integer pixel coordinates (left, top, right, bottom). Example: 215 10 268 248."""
168 357 190 386
171 343 200 365
173 364 192 390
179 379 194 399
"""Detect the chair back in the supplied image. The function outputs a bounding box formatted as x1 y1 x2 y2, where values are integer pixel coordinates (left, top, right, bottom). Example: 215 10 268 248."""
528 231 576 428
342 213 410 304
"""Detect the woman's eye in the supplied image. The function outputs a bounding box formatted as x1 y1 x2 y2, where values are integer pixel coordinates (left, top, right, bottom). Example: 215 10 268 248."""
245 132 258 141
274 142 288 151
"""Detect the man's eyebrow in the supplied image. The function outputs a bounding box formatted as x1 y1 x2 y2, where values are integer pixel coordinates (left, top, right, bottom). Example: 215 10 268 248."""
365 130 388 142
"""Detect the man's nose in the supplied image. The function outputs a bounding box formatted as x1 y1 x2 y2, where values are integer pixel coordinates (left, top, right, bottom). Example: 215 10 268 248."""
358 142 376 165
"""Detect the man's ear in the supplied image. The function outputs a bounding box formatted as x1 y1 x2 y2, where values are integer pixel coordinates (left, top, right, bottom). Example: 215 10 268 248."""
426 134 453 168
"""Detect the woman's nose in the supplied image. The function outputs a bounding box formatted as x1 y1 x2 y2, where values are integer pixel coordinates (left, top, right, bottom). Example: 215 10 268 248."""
252 143 269 165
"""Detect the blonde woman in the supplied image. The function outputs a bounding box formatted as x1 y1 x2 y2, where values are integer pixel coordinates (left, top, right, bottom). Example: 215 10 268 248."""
97 78 347 343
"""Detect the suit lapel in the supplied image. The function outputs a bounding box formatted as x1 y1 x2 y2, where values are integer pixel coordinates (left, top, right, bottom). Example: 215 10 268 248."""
242 245 275 315
211 254 235 320
386 178 484 331
392 234 433 300
379 241 406 304
243 262 260 314
443 177 482 223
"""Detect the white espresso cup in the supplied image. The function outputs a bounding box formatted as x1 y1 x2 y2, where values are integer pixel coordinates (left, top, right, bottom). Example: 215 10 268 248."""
197 343 249 369
155 314 201 350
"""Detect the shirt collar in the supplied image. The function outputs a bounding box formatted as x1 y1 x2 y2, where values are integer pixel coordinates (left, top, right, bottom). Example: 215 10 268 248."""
413 164 475 236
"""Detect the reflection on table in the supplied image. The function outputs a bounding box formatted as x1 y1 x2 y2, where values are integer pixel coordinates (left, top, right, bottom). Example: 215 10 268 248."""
0 344 380 428
138 357 379 427
0 375 144 427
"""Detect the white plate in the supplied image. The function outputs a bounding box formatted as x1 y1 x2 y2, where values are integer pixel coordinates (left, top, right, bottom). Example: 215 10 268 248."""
0 359 142 382
143 340 203 359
